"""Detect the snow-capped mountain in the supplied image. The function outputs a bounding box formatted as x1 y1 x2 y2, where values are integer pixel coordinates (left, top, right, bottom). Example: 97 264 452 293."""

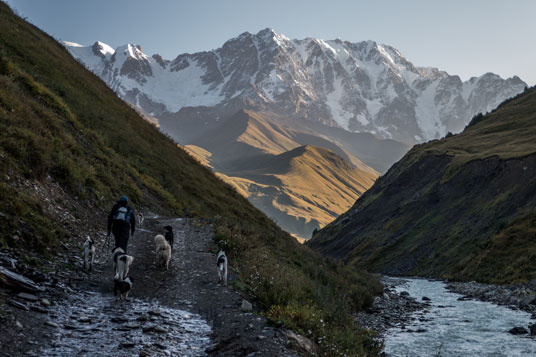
64 29 526 144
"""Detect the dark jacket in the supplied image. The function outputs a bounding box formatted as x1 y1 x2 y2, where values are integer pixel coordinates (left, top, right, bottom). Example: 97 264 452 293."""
107 201 136 235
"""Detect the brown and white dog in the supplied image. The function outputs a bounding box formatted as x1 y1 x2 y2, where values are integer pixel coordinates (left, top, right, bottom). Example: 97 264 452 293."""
82 236 95 272
112 247 134 280
154 234 171 270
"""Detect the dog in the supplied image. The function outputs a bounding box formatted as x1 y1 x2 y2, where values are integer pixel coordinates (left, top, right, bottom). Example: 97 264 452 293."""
164 225 174 249
112 247 134 280
138 212 144 227
114 276 133 300
82 236 95 271
154 234 171 270
216 249 228 286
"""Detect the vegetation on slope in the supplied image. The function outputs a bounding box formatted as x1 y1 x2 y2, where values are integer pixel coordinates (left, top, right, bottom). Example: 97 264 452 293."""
0 3 382 355
309 87 536 284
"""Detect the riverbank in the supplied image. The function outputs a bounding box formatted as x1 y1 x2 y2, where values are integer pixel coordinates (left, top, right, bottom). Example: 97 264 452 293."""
447 280 536 316
355 277 428 336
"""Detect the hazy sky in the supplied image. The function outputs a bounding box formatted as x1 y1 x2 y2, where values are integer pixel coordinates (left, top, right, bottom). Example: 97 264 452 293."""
5 0 536 85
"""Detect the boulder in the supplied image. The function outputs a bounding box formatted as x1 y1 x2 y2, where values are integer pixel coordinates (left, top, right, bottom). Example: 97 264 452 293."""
0 266 44 293
240 299 253 312
520 295 536 307
285 329 318 355
509 326 528 335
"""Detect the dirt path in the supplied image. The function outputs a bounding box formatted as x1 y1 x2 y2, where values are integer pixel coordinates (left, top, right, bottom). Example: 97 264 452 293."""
0 216 297 356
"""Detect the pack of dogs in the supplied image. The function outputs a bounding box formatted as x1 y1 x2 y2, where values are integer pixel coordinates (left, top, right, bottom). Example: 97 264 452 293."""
81 224 229 302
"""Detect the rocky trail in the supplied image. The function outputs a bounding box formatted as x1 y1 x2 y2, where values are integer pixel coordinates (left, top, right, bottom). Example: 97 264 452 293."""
0 216 297 356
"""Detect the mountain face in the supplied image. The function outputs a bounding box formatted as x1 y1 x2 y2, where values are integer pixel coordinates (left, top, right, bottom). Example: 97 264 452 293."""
307 88 536 284
183 110 379 238
64 29 526 144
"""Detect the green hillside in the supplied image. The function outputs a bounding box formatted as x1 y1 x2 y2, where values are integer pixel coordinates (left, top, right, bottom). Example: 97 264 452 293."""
0 3 382 355
308 86 536 284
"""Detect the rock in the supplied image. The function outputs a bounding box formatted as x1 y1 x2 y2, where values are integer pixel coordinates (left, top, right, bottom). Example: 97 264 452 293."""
520 295 536 307
0 266 44 293
78 316 92 323
17 292 39 301
148 308 161 316
139 350 151 357
40 298 51 306
422 296 431 301
15 320 23 329
285 329 318 355
64 324 77 330
400 291 410 297
152 326 168 333
9 299 29 311
529 323 536 336
30 305 48 313
111 316 128 323
415 329 427 333
136 315 149 322
45 321 59 328
509 326 528 335
120 341 135 348
241 299 253 312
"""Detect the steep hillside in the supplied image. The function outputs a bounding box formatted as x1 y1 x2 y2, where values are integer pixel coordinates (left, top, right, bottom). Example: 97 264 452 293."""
183 110 379 237
308 87 536 284
0 3 382 355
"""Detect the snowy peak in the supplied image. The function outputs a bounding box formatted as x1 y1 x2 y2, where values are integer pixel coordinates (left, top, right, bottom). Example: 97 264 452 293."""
63 32 527 144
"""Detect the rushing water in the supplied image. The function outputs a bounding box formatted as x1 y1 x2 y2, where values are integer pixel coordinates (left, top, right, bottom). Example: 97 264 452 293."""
384 278 536 357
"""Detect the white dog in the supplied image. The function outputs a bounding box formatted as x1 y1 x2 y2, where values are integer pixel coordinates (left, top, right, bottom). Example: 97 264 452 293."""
216 249 228 286
154 234 171 270
138 212 144 227
114 276 133 300
112 247 134 280
82 236 95 271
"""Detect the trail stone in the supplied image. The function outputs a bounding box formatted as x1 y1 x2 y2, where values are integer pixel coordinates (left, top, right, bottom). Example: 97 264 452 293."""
241 299 253 312
9 299 29 311
121 341 136 348
149 308 161 316
40 298 51 306
45 321 59 328
17 292 38 301
30 305 48 313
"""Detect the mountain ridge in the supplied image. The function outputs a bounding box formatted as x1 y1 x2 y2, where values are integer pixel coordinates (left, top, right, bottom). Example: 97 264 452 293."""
64 29 526 144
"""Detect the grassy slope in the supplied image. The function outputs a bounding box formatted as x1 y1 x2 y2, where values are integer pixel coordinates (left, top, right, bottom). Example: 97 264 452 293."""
0 4 382 355
309 87 536 284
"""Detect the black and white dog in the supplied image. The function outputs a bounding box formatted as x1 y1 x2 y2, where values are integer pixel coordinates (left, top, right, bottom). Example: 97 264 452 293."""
216 249 228 286
164 225 174 249
82 236 95 271
114 276 133 300
112 247 134 280
138 212 144 228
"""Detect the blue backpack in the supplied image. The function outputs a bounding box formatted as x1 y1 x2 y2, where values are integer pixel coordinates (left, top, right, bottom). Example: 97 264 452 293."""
114 206 132 224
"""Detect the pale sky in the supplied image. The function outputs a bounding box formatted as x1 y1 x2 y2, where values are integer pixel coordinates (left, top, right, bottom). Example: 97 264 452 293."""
5 0 536 85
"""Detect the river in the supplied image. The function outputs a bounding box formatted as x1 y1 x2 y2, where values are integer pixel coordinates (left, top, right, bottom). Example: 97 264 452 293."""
384 278 536 356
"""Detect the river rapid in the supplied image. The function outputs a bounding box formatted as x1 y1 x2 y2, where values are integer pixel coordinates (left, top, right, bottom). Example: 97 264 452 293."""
384 278 536 356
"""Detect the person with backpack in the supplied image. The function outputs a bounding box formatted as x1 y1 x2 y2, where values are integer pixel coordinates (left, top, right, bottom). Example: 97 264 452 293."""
107 195 136 252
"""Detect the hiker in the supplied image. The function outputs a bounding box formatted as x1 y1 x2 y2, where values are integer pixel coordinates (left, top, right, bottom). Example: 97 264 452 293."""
107 195 136 252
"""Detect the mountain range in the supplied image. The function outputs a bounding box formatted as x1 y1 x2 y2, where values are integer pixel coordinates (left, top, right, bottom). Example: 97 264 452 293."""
63 29 526 238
